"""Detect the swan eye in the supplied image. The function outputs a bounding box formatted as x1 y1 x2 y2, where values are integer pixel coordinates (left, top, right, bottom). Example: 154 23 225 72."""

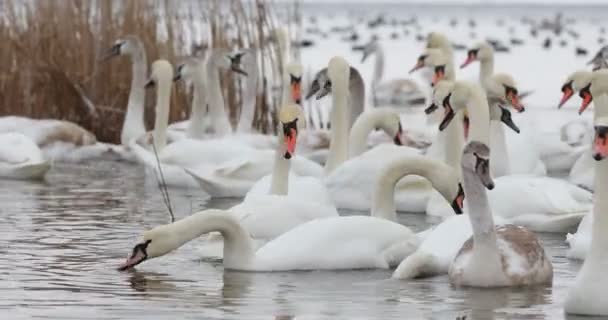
290 75 301 84
561 81 573 93
504 85 518 98
579 83 592 99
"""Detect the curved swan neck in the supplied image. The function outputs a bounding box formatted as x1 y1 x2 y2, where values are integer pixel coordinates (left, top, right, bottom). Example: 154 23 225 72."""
462 84 491 146
237 55 259 133
122 45 147 145
153 78 172 151
489 121 510 177
462 167 499 258
269 128 290 195
372 156 449 222
349 67 366 128
206 55 232 137
159 210 255 268
372 45 384 89
443 112 464 179
187 65 207 139
348 109 388 158
325 67 350 175
479 56 494 84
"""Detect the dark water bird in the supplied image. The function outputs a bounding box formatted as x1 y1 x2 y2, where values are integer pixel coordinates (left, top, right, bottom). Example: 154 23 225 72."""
390 32 399 40
343 32 359 42
576 47 588 56
486 39 510 52
530 28 538 38
543 37 552 49
588 45 608 70
452 43 467 51
510 38 524 46
567 30 580 39
294 39 314 48
468 19 476 28
416 34 425 42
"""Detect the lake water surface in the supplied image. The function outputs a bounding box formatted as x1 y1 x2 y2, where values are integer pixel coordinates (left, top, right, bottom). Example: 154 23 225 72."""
0 160 595 320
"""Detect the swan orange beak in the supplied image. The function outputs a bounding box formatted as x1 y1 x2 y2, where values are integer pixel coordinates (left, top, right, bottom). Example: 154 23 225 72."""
409 60 424 74
579 84 593 115
558 82 573 109
432 68 445 86
284 128 297 159
593 125 608 161
460 49 478 69
460 54 476 69
507 92 525 112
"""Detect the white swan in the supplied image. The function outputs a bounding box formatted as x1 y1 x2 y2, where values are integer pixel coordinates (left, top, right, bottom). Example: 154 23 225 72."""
459 42 546 177
184 62 322 197
0 116 123 163
565 115 608 316
361 40 426 108
433 81 553 287
559 70 607 190
313 57 426 212
118 151 465 271
0 132 50 180
172 51 276 149
103 35 147 145
565 71 608 260
229 103 338 240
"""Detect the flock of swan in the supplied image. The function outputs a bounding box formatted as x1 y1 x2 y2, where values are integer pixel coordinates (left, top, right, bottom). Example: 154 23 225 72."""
1 29 608 316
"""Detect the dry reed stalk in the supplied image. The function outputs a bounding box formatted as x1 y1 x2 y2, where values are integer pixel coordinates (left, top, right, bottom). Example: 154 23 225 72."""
0 0 291 142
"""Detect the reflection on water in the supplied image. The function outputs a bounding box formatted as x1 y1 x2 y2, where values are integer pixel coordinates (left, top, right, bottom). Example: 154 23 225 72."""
0 160 589 319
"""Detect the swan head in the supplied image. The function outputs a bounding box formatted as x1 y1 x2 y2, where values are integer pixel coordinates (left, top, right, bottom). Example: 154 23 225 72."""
593 116 608 161
372 109 404 146
558 70 592 109
173 58 202 82
307 68 329 100
145 60 174 89
118 222 187 271
409 48 444 75
460 41 493 68
426 32 450 51
279 103 303 159
327 56 350 91
489 73 525 112
285 63 303 104
462 141 495 190
101 35 143 61
211 49 248 76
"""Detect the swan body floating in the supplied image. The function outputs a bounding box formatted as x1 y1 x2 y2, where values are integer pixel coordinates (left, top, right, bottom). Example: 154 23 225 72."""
361 39 426 108
0 132 50 180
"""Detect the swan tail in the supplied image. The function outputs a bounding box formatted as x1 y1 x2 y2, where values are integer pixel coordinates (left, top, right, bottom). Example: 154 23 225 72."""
392 251 443 280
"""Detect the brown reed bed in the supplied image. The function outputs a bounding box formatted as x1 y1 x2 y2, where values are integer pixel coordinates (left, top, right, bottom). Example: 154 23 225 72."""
0 0 291 143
